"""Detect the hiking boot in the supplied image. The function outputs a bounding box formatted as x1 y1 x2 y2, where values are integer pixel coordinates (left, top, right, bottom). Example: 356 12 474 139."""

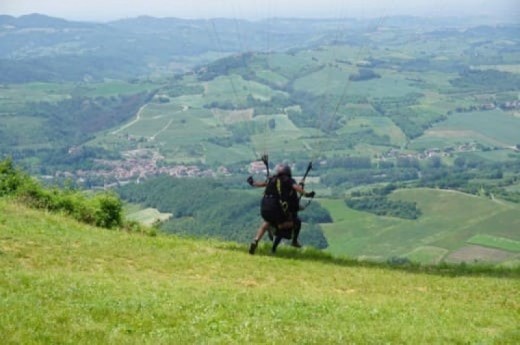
249 240 258 255
291 241 302 248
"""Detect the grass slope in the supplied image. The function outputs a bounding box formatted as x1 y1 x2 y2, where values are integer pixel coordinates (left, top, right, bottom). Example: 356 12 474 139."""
1 198 519 344
321 188 520 264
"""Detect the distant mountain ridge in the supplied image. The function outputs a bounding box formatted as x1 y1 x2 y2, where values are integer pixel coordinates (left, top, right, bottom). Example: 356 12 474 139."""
0 13 91 28
0 13 517 83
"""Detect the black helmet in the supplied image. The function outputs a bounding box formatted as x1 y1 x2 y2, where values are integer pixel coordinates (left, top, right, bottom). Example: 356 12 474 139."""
276 163 292 177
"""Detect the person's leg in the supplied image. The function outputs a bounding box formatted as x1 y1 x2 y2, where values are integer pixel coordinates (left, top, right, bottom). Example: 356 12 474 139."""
254 221 270 242
291 217 302 248
266 225 274 241
249 221 270 255
272 234 283 253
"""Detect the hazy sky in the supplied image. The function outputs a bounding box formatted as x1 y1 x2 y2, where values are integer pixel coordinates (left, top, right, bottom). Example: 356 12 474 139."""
1 0 518 22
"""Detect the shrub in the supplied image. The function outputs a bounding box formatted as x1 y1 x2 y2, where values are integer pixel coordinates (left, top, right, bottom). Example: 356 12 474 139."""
0 158 124 229
0 157 30 196
93 193 122 228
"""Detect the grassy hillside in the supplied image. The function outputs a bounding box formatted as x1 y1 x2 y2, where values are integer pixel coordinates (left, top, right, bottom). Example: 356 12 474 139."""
1 198 519 344
321 188 520 264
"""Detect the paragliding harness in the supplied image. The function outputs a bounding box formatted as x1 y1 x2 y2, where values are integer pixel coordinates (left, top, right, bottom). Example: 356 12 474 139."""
260 154 291 218
260 155 290 222
260 155 313 243
260 155 314 212
277 161 313 244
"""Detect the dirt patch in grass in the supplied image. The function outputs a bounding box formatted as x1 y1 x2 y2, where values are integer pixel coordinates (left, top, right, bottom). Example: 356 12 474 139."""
445 245 518 264
212 108 254 124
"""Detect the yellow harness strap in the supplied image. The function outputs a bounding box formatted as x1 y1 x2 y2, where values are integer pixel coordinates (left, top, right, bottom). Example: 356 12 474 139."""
276 178 289 214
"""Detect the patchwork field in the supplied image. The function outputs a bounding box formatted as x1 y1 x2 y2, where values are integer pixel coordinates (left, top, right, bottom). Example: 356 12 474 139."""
339 117 407 147
426 110 520 148
320 188 520 264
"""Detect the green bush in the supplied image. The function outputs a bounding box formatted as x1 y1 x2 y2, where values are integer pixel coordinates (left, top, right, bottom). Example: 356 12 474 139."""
0 158 123 229
93 193 122 228
0 158 30 196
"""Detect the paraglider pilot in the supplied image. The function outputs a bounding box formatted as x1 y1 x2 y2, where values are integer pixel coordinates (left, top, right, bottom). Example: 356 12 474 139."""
247 163 315 254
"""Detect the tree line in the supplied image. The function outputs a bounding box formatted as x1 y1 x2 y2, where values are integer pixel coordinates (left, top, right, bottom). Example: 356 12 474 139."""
117 175 331 248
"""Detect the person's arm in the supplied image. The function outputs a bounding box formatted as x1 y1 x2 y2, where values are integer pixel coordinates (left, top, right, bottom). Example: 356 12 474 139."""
247 176 267 188
293 182 305 194
253 180 268 187
292 182 315 198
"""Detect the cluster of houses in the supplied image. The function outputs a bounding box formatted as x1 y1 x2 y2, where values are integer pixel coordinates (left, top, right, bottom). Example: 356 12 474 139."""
381 143 478 161
71 149 230 187
501 100 520 111
455 100 520 113
248 161 268 175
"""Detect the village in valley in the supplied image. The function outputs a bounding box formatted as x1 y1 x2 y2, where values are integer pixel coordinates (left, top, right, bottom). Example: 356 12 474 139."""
55 136 516 189
56 148 229 188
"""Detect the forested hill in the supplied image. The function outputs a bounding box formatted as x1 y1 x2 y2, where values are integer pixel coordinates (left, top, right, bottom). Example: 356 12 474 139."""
2 14 517 82
0 14 344 82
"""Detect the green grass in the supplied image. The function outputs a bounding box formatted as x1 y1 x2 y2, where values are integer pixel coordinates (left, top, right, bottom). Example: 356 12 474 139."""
338 116 407 147
0 83 71 113
100 101 236 163
204 75 286 104
0 116 49 149
255 69 289 87
126 207 173 226
506 182 520 192
250 114 308 155
1 198 519 344
428 110 520 148
293 67 420 99
404 246 449 265
466 149 520 162
203 142 255 165
468 234 520 253
265 53 319 80
75 81 159 97
320 188 520 264
292 66 352 96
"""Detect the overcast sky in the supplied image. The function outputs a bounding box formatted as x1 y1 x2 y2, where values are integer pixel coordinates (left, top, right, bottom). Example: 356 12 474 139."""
1 0 519 22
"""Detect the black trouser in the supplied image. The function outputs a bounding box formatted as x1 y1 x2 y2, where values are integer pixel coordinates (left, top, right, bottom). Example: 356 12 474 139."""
272 213 301 252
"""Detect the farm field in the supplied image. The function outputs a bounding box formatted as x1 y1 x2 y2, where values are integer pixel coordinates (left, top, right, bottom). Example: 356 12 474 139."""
424 110 520 148
320 188 520 264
